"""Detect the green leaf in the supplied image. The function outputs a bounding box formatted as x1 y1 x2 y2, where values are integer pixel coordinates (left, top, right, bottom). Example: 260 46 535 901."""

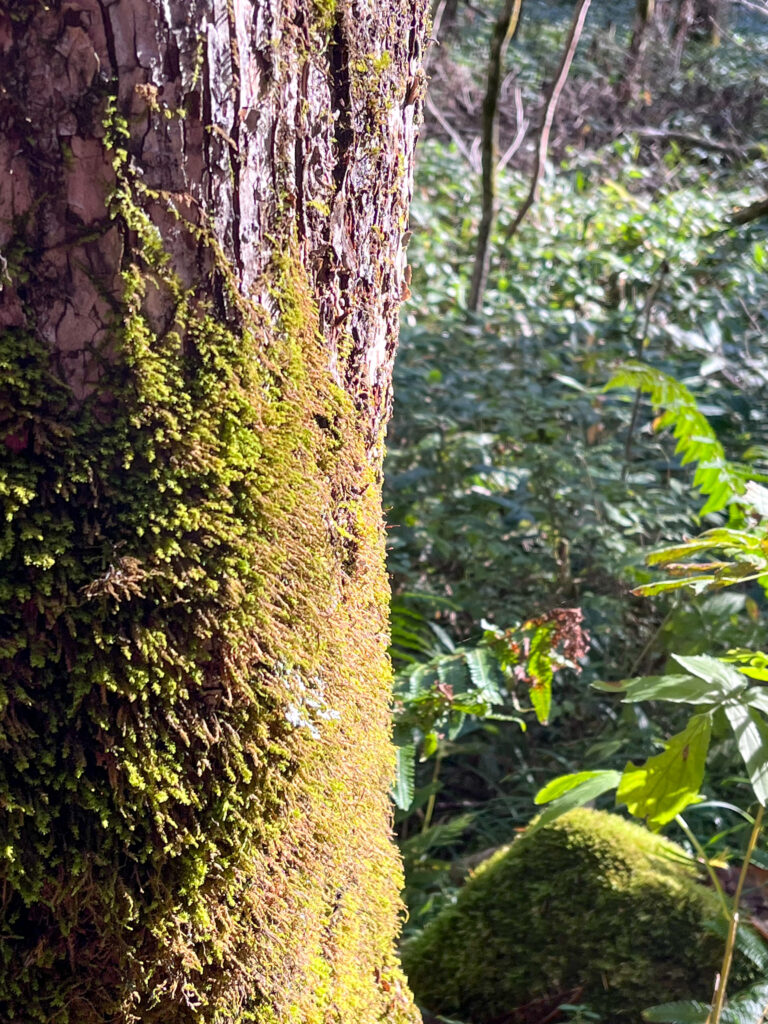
528 772 621 834
643 1001 710 1023
721 980 768 1024
527 625 555 725
647 531 762 565
392 744 415 811
616 713 712 830
422 731 439 759
592 678 630 693
706 917 768 970
672 654 751 695
620 673 725 705
724 705 768 806
437 655 471 695
534 769 622 805
605 362 745 513
465 647 504 704
633 577 714 597
744 688 768 716
644 985 768 1024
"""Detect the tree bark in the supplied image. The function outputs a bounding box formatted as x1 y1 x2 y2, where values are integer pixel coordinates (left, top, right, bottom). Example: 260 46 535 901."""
0 1 427 1022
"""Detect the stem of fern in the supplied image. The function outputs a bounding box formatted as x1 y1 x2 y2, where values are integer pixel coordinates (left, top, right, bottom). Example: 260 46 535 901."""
709 803 764 1024
675 813 730 923
422 753 443 834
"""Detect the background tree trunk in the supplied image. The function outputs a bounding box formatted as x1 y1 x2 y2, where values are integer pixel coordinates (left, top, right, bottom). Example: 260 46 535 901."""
0 1 427 1021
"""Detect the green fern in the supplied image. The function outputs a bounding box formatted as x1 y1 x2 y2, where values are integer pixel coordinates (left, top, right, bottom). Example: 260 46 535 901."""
606 361 746 516
644 979 768 1024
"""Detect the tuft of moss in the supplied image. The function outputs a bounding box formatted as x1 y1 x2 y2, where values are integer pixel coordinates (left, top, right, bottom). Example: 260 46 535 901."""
401 808 754 1023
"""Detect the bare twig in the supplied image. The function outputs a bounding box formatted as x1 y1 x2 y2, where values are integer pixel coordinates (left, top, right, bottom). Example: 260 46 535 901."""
729 0 768 16
731 195 768 226
467 0 523 312
497 85 529 171
425 93 479 170
504 0 593 245
424 0 447 73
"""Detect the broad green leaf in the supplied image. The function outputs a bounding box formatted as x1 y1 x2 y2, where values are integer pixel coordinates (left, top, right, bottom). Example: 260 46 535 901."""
592 678 630 693
669 654 749 699
724 704 768 806
535 769 622 805
528 772 621 834
392 744 415 811
744 688 768 716
739 667 768 682
700 528 767 548
647 531 761 565
616 714 712 830
620 673 724 705
633 577 714 597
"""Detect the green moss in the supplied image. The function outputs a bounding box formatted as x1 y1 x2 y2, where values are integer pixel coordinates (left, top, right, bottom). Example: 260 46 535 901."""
0 89 415 1024
402 809 754 1023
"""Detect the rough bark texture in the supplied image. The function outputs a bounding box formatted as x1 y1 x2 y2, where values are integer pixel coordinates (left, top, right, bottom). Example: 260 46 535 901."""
0 1 427 1021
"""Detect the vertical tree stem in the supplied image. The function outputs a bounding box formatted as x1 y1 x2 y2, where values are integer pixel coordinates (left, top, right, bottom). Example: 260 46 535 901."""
467 0 522 312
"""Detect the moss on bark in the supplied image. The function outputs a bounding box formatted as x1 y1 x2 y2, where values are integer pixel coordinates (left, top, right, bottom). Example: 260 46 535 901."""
0 1 428 1017
0 122 415 1024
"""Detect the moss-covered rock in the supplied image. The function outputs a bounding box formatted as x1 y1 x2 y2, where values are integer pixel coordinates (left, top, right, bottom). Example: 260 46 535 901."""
402 809 743 1023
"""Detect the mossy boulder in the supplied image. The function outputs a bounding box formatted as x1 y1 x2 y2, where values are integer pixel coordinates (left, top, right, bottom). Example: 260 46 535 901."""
402 808 744 1023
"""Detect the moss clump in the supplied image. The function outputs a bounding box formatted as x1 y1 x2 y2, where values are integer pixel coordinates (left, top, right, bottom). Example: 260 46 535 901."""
402 809 748 1023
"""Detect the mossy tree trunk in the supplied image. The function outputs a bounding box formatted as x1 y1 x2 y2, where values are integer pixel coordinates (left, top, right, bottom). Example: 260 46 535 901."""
0 2 427 1022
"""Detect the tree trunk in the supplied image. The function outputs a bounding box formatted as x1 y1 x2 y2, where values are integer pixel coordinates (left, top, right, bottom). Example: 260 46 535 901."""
0 2 427 1022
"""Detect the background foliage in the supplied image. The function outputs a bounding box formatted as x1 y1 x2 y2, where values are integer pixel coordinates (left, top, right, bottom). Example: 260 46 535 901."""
386 0 768 980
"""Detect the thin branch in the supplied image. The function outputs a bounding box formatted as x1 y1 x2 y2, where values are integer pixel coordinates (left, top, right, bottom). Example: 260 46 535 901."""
504 0 592 245
731 195 768 226
497 85 529 171
729 0 768 16
425 93 479 170
424 0 447 73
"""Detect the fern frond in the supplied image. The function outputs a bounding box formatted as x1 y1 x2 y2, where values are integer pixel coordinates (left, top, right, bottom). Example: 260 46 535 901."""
606 361 746 515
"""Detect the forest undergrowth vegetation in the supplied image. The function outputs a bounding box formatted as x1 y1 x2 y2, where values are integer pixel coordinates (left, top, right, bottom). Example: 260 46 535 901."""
385 3 768 1021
